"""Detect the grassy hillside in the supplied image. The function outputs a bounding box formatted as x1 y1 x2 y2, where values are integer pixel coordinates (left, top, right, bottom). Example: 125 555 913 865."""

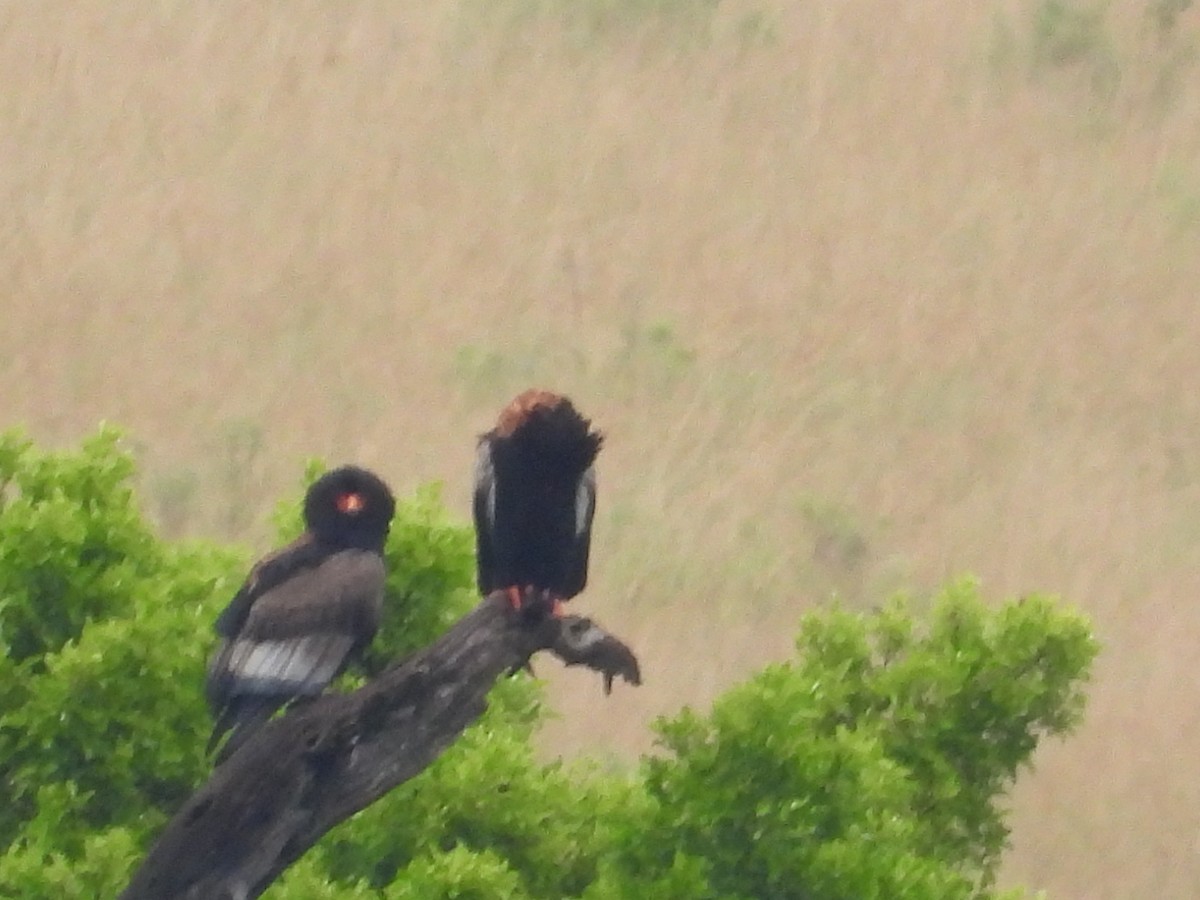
2 1 1198 896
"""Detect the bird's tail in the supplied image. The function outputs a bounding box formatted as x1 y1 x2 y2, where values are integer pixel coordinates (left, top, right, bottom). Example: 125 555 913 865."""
207 696 282 765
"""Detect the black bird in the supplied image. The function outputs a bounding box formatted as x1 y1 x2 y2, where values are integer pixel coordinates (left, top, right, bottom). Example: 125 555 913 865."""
473 389 602 613
205 465 395 764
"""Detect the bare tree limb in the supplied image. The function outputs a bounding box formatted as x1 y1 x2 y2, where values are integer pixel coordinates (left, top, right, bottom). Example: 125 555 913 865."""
119 592 641 900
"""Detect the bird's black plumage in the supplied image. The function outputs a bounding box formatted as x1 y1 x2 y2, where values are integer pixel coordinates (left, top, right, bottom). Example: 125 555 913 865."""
205 465 395 764
473 390 602 605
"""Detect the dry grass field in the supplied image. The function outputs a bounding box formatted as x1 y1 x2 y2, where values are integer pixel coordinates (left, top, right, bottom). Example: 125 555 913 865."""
2 1 1199 895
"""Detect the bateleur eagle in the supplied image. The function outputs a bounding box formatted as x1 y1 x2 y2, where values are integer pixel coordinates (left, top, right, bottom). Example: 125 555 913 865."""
473 390 602 612
205 465 395 764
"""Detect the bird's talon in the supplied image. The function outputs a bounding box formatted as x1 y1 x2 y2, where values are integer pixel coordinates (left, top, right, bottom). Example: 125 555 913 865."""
506 586 523 610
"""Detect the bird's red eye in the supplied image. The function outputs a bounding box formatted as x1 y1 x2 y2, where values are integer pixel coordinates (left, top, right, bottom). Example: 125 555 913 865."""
337 492 364 514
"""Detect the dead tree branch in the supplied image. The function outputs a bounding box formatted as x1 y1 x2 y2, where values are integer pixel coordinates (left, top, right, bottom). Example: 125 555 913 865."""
119 592 640 900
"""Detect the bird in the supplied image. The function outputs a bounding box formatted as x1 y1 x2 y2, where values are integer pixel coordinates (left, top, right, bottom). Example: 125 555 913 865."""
473 389 603 615
204 465 395 764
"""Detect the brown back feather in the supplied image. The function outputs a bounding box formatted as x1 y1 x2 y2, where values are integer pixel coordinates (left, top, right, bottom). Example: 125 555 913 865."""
494 389 566 438
241 550 385 642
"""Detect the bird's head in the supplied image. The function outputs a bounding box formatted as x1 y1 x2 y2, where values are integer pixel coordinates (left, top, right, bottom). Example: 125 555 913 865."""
305 465 396 550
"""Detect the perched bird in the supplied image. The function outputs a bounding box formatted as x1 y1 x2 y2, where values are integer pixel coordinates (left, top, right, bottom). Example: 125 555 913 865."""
205 465 395 764
473 389 603 613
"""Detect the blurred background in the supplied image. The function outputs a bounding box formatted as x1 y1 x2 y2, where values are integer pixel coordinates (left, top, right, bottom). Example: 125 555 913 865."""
2 1 1198 896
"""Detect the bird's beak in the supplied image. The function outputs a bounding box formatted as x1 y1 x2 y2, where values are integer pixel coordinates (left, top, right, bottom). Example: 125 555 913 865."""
337 492 364 514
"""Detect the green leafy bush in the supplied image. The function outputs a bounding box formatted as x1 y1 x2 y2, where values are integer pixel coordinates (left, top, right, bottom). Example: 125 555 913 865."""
0 429 1097 898
592 584 1096 899
0 428 240 853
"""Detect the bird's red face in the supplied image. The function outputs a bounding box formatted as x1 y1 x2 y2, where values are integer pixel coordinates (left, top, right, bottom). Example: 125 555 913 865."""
336 492 365 515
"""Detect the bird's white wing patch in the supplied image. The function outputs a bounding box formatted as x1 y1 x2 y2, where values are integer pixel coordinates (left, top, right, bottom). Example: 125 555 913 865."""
225 634 354 696
575 466 596 536
475 442 497 528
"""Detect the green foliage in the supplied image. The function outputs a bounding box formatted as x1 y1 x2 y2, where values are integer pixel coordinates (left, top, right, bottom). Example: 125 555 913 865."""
0 430 1097 898
0 428 239 857
382 846 528 900
592 580 1097 899
0 428 161 663
0 821 141 900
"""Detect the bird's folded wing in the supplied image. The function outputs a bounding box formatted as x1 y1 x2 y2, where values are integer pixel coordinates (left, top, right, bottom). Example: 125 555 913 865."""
207 550 385 703
212 532 321 638
243 550 385 637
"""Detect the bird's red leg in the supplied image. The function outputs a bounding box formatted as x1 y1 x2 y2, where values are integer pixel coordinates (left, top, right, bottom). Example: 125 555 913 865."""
506 585 523 610
551 597 565 618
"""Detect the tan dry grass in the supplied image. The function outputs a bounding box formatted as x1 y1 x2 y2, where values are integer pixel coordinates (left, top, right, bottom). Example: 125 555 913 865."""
3 1 1200 895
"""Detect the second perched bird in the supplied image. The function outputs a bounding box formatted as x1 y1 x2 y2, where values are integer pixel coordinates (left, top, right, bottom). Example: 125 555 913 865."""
473 389 603 613
205 465 395 764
